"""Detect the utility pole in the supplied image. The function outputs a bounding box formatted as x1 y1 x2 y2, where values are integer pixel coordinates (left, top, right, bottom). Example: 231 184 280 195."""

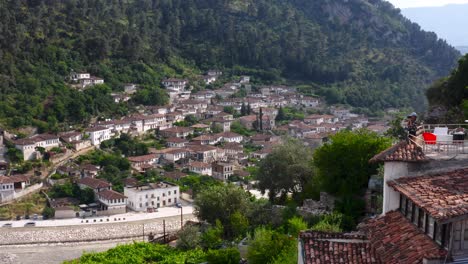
259 107 263 131
142 223 145 241
180 206 183 230
163 220 166 243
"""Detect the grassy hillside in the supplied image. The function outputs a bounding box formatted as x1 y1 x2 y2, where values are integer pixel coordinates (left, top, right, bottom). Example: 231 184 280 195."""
0 0 461 130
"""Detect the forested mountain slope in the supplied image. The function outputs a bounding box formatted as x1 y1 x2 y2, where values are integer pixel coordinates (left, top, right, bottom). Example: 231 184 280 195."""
0 0 460 129
426 54 468 123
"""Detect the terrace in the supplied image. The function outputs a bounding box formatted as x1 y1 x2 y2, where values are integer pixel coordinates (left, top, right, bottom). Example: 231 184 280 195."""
413 123 468 159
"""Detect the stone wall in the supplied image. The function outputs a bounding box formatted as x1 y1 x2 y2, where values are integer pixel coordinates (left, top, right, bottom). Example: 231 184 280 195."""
0 217 197 245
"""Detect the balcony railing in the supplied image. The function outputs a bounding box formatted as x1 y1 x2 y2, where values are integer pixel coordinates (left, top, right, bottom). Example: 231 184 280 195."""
413 124 468 156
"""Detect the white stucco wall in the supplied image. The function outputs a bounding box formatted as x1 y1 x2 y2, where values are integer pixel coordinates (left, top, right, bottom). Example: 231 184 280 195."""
383 162 408 214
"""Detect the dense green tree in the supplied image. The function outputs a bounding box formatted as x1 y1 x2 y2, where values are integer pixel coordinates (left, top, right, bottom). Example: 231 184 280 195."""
256 138 314 202
194 184 251 238
313 130 391 196
201 220 224 250
247 228 295 264
206 248 241 264
176 225 201 250
313 130 391 221
276 106 286 121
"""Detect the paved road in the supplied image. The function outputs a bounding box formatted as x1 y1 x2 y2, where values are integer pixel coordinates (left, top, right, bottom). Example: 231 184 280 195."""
0 238 138 264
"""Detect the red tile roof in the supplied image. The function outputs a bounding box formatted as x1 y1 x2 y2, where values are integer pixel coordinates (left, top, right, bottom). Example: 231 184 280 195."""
79 177 111 189
299 231 380 264
127 154 157 163
388 168 468 221
98 189 127 200
0 176 15 184
363 211 447 263
369 141 427 163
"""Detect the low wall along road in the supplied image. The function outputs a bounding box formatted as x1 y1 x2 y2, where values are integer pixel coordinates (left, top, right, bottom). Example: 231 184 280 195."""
0 216 196 245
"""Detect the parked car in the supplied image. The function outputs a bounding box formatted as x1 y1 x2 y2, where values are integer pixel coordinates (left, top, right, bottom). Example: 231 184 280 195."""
176 202 182 208
24 222 36 227
25 215 30 219
2 223 12 228
15 215 21 221
32 214 38 220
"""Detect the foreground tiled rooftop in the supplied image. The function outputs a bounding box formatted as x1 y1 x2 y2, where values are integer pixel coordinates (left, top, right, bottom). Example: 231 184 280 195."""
388 168 468 221
301 211 448 263
299 231 379 264
363 211 447 263
370 141 427 163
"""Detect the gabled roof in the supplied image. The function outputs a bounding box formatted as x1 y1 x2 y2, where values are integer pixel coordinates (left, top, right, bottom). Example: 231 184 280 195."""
161 126 193 133
0 176 15 184
128 154 157 163
166 137 188 143
78 177 111 189
369 141 427 163
189 161 211 168
388 168 468 221
98 189 127 200
363 211 447 263
299 231 379 264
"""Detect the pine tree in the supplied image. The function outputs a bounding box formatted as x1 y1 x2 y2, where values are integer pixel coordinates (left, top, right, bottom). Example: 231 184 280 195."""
240 102 247 116
276 106 285 121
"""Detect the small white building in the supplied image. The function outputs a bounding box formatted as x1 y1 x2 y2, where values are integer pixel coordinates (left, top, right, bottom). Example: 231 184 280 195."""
70 72 90 81
189 161 212 176
162 78 188 92
14 134 60 161
85 126 111 146
96 189 127 215
124 182 180 212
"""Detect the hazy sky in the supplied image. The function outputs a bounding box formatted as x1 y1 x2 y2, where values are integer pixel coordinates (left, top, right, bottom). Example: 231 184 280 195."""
388 0 468 8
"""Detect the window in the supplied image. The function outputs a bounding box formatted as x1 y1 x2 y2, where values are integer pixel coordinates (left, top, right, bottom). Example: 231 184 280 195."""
418 209 424 229
139 203 142 208
411 203 417 224
428 216 435 238
174 190 177 194
168 198 171 203
406 200 413 220
168 191 171 195
400 195 406 215
151 194 155 198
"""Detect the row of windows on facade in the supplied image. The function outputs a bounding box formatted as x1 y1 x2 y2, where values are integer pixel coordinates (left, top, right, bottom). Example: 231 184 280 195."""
103 198 126 204
399 194 450 248
1 184 13 190
130 197 177 208
139 190 177 201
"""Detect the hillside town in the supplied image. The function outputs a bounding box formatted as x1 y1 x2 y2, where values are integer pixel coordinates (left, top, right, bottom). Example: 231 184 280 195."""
0 71 389 219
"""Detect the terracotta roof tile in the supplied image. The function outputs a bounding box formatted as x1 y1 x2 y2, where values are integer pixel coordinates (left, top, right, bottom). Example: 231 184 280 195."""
388 168 468 221
370 141 427 163
78 177 111 189
97 189 127 200
299 231 380 264
363 211 447 263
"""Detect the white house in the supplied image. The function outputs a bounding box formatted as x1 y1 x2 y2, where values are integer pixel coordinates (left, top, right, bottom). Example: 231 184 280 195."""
85 126 111 146
217 132 243 143
0 175 31 203
14 134 60 161
95 189 127 215
162 148 190 163
124 182 180 212
162 78 188 92
189 161 212 176
212 162 234 181
70 72 90 81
